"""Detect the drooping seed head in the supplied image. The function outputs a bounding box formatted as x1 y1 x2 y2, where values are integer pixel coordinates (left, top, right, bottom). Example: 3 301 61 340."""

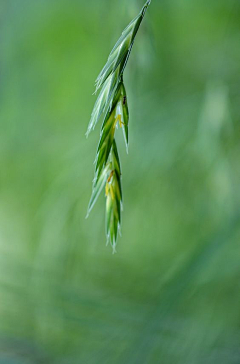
86 0 151 251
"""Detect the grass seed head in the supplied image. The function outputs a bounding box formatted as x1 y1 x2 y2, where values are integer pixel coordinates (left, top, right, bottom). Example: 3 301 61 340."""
86 1 151 251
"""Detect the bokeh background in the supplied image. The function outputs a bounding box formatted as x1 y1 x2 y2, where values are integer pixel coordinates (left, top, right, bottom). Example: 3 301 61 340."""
1 0 240 363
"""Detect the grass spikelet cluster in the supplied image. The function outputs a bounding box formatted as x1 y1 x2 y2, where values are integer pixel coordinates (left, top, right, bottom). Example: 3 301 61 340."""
86 0 151 251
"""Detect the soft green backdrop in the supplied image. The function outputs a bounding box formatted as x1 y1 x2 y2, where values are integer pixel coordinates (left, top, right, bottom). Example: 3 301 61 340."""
1 0 240 363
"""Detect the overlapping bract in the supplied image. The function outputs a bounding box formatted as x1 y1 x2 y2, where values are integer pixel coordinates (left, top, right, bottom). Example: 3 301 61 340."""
95 81 129 183
87 1 151 251
105 140 122 252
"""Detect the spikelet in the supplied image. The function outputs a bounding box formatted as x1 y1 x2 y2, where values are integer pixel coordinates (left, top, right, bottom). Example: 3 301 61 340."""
105 140 122 251
94 80 129 183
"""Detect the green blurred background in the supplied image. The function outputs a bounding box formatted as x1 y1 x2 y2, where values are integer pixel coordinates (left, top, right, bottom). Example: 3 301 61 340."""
1 0 240 363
